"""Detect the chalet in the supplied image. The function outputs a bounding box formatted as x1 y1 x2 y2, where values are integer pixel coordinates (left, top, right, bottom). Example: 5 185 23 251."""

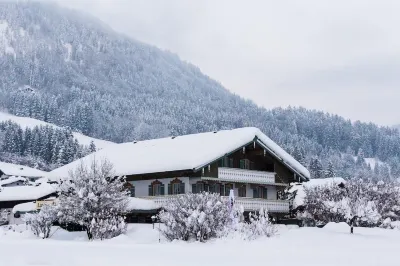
0 161 47 182
49 127 310 217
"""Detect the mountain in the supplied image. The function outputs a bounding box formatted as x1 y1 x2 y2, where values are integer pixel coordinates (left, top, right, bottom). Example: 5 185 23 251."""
0 2 400 178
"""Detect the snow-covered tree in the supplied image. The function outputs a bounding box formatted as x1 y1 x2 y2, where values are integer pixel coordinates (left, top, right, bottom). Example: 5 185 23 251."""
301 179 400 226
325 161 335 178
309 158 324 179
23 205 58 239
158 192 230 242
57 160 129 240
89 141 96 153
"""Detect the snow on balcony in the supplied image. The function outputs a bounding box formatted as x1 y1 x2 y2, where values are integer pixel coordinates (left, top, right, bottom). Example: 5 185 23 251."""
217 167 275 184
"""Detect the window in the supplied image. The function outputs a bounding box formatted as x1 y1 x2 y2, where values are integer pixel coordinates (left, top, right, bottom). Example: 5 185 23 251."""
238 185 246 197
168 179 185 195
148 181 164 196
253 186 268 199
239 159 252 170
173 183 180 194
219 157 234 168
192 182 206 193
153 184 161 196
209 183 222 195
197 183 204 193
224 183 233 196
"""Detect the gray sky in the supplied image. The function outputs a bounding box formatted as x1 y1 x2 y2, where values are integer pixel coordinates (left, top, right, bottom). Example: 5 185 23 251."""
55 0 400 126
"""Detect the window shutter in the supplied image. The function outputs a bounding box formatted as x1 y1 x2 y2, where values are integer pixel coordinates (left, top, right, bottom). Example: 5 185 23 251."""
160 184 165 195
180 183 185 194
192 184 196 193
263 187 268 199
168 184 172 195
148 185 153 196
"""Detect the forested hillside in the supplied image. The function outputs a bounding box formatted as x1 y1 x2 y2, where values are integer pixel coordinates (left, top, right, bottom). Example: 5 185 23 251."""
0 2 399 178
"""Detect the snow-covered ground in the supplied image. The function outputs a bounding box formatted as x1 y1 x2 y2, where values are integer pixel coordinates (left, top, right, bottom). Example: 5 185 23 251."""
0 223 398 266
0 111 116 149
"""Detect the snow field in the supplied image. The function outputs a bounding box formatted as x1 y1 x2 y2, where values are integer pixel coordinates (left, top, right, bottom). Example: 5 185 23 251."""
0 223 399 266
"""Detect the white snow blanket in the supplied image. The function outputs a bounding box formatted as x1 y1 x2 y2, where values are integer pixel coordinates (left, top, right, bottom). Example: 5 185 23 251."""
0 111 115 149
49 127 310 180
0 161 47 178
126 197 158 211
289 177 346 208
0 224 399 266
0 183 56 202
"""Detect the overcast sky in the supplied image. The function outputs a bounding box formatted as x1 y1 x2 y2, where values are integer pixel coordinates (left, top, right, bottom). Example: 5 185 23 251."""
54 0 400 126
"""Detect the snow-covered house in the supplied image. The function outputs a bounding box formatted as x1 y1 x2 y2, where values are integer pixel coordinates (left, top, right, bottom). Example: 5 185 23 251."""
0 176 28 187
49 127 310 216
0 161 47 181
0 183 57 210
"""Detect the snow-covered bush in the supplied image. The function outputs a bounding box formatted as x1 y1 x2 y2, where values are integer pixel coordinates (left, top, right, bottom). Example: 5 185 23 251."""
57 160 129 240
302 179 400 227
89 216 127 240
158 192 230 242
240 208 276 240
380 218 400 230
23 205 57 239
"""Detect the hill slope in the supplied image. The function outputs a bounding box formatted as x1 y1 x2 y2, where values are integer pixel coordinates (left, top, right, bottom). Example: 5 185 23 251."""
0 112 115 149
0 2 400 178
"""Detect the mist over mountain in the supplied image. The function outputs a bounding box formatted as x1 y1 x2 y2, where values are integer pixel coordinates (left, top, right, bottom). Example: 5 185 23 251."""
0 1 400 178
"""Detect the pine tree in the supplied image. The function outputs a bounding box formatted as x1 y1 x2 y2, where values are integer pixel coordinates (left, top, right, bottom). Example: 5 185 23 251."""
325 161 335 178
89 141 96 153
309 158 324 179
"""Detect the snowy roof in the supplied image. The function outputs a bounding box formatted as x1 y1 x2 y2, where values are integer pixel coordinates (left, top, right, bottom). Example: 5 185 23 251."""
0 176 26 186
49 127 310 180
127 197 159 211
0 161 47 178
0 183 56 202
289 177 346 208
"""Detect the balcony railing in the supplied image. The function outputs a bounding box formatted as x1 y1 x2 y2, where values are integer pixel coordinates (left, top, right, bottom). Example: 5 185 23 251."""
217 167 275 184
139 195 289 213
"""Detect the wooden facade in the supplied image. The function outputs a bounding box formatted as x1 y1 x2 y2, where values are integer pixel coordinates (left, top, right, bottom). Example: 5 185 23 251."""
126 140 302 185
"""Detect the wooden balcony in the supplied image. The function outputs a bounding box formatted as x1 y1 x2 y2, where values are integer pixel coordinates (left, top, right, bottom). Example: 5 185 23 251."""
139 195 289 213
216 167 276 184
